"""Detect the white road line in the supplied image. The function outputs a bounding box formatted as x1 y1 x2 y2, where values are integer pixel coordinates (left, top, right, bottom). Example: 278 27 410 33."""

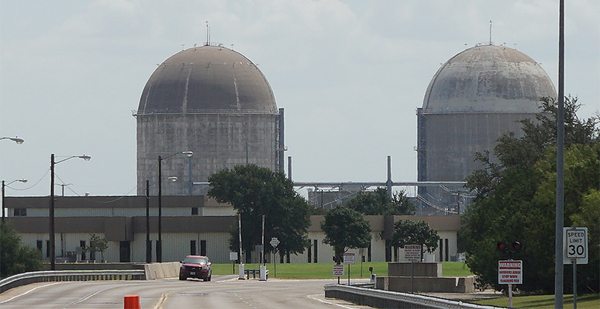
307 294 356 309
0 282 66 304
68 285 119 306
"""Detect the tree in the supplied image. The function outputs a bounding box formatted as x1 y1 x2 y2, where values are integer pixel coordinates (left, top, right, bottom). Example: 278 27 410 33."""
391 220 440 259
0 223 42 278
345 188 415 215
208 164 311 262
321 207 371 264
462 96 599 293
85 233 108 262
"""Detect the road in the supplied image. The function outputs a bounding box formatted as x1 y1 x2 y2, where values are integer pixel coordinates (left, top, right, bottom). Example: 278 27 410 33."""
0 275 374 308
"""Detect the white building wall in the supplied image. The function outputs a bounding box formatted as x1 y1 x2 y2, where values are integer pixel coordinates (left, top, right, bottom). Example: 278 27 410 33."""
19 232 121 262
17 207 234 218
129 232 231 263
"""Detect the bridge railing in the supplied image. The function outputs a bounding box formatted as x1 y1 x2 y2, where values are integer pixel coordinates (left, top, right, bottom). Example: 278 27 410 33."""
324 284 502 309
0 270 146 294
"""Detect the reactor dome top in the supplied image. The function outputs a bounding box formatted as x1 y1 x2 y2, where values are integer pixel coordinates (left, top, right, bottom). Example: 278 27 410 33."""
137 45 277 114
422 45 556 114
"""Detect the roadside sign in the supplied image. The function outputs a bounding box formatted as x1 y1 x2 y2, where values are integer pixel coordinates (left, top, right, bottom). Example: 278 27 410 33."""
229 252 238 261
498 260 522 284
270 237 280 249
404 244 422 262
333 264 344 276
343 253 355 265
563 227 588 264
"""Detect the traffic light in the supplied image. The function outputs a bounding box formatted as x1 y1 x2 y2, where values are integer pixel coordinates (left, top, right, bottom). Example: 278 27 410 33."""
497 241 523 254
512 241 522 251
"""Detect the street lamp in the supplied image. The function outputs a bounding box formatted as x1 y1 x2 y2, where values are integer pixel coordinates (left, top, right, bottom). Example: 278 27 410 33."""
0 136 24 144
50 154 90 270
182 151 193 196
2 179 27 223
157 151 191 262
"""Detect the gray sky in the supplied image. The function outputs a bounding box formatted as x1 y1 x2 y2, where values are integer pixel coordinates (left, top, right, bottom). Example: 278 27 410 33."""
1 0 598 197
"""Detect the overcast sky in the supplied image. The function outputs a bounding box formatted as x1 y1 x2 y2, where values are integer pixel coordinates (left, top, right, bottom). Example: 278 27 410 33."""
0 0 598 198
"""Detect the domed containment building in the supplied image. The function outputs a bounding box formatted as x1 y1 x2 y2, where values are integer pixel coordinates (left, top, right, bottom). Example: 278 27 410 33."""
135 45 284 195
417 45 556 209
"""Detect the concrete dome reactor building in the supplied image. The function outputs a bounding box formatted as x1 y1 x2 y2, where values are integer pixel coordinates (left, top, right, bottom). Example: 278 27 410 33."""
135 45 284 196
417 45 556 210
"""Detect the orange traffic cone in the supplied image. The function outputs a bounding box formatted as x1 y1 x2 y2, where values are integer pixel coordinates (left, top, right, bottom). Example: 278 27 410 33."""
124 295 141 309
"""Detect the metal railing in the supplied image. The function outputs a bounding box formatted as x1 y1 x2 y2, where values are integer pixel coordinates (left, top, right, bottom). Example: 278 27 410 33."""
0 270 146 294
324 284 502 309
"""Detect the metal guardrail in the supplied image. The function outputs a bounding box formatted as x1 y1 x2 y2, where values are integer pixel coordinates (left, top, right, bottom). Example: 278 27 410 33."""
0 270 146 294
324 284 502 309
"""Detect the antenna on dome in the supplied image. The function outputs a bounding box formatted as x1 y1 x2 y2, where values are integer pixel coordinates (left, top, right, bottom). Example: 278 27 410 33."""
489 20 493 45
205 21 210 46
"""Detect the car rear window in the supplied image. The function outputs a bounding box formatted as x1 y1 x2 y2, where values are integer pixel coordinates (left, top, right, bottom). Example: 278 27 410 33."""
183 257 208 265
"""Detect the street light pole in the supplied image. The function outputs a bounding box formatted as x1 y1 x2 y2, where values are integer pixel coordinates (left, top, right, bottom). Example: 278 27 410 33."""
50 154 55 270
156 151 192 262
183 151 193 196
157 155 162 263
146 180 151 263
2 179 27 222
50 154 90 270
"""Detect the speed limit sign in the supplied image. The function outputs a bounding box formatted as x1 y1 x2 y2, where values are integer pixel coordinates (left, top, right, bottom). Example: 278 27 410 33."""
563 227 588 264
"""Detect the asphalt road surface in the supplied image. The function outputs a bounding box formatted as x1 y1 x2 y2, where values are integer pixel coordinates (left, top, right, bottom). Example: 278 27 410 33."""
0 275 374 308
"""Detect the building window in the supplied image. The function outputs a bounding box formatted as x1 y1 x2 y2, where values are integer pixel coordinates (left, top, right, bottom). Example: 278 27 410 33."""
307 239 312 263
37 240 43 253
13 208 27 217
80 240 87 260
191 207 198 215
313 239 318 263
46 240 51 258
200 240 207 256
190 240 197 255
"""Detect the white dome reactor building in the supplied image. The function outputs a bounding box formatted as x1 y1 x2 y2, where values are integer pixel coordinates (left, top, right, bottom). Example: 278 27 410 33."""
135 45 284 196
417 45 556 209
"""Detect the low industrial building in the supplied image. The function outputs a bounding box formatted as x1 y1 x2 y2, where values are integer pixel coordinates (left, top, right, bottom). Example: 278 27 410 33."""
5 196 459 264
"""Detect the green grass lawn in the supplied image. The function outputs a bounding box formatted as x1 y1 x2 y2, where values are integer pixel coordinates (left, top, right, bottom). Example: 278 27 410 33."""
212 261 472 279
470 293 600 309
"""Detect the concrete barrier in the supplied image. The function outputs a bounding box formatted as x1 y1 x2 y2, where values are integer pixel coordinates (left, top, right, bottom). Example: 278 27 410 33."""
143 262 181 280
325 284 497 309
388 262 442 277
376 276 475 293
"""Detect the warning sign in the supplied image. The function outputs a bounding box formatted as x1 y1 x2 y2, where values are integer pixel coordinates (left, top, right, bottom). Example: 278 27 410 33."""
404 244 421 262
498 260 522 284
333 264 344 277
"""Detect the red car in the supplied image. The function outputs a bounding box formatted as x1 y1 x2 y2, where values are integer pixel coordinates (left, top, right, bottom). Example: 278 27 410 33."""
179 255 212 281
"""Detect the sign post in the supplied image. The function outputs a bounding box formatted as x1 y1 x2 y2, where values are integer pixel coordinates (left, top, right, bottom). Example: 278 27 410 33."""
404 244 422 293
564 227 588 309
498 260 523 308
270 237 280 277
343 253 355 285
229 252 238 274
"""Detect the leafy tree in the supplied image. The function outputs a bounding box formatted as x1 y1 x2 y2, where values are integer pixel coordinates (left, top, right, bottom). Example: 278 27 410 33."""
0 223 42 278
208 164 311 263
462 96 599 293
345 187 415 215
85 233 108 261
321 207 371 264
391 220 440 259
